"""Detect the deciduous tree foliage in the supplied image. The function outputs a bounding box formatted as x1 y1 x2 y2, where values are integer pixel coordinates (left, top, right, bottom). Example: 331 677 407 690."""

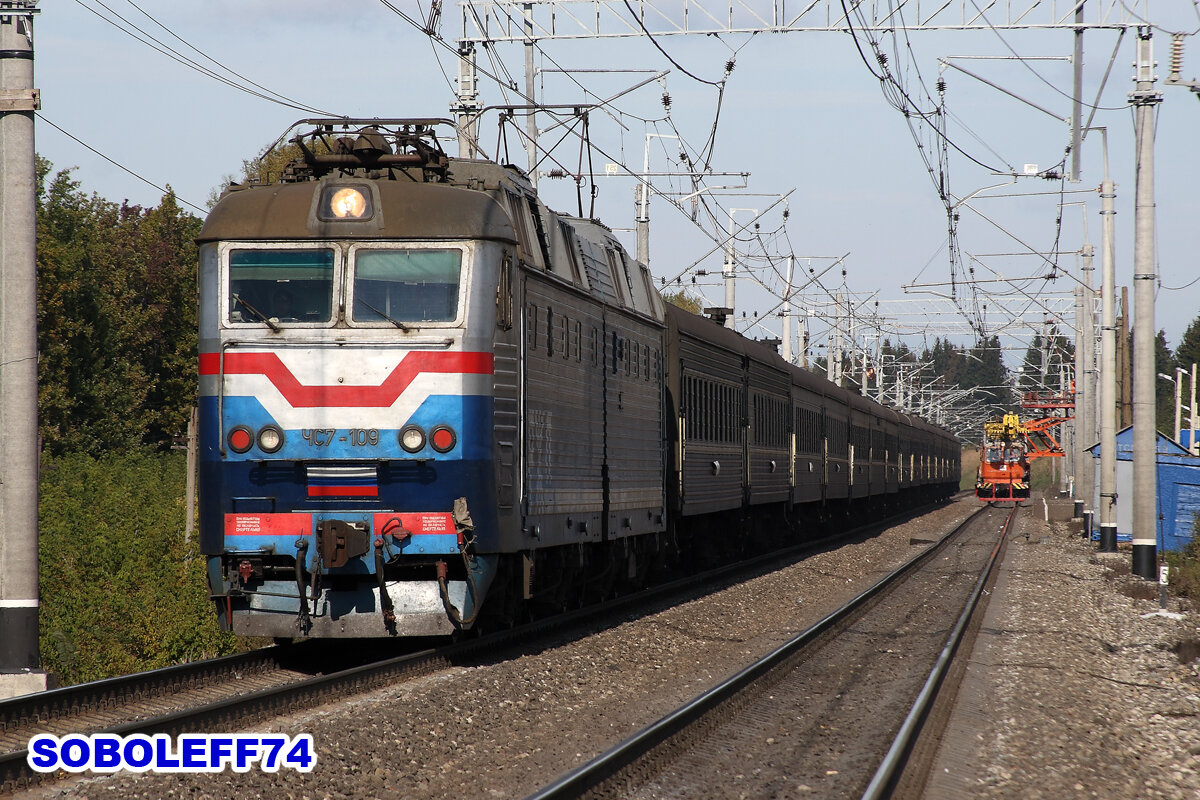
37 158 202 455
39 452 238 685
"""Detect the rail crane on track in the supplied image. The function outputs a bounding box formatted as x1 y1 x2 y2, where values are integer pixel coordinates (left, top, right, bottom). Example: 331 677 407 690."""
975 413 1031 503
974 387 1076 504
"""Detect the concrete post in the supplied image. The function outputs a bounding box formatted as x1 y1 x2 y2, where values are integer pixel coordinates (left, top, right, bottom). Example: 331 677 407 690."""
1185 364 1195 455
1099 173 1118 551
781 256 793 364
834 292 845 387
453 42 480 159
1078 246 1095 518
1130 28 1161 580
0 2 45 691
1173 367 1184 443
523 2 538 188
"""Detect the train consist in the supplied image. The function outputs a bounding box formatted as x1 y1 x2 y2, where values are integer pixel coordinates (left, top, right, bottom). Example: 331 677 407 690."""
197 119 960 638
975 414 1030 503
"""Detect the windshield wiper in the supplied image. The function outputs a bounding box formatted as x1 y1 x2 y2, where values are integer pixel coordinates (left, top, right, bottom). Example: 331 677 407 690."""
355 297 410 331
231 293 281 332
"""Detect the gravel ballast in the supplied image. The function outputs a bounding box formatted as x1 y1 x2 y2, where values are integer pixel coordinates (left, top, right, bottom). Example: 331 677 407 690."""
14 494 1200 800
927 502 1200 799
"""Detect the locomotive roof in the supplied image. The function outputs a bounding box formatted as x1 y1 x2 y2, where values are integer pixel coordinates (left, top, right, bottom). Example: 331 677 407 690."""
197 179 517 244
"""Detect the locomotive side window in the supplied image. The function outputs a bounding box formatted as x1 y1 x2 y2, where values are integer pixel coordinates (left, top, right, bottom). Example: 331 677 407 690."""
351 248 462 323
228 248 334 324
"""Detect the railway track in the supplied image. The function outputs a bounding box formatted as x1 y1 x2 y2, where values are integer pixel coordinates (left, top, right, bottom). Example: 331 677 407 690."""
524 502 1017 800
0 499 954 795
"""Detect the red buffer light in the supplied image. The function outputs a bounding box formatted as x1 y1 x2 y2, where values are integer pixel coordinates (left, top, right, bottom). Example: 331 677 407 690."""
430 426 456 453
228 426 253 453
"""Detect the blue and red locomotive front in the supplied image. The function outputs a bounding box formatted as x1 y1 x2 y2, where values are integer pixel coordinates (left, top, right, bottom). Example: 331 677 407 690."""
197 122 517 637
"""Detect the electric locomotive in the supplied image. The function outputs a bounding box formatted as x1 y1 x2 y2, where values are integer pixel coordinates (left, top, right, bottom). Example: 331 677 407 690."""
198 119 665 637
198 118 960 640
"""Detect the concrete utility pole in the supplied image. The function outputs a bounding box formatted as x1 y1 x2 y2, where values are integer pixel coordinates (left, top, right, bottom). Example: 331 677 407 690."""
454 42 481 158
801 316 811 371
523 2 538 188
1069 0 1085 182
1098 147 1119 551
0 0 46 696
1192 362 1199 456
1074 245 1094 517
1130 27 1161 581
781 255 794 364
722 208 757 329
834 292 845 387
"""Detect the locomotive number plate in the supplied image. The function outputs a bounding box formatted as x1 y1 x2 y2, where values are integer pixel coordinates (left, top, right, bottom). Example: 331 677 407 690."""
302 428 380 447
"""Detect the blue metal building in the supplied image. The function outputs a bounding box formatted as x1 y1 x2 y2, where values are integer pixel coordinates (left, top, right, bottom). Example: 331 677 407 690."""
1088 426 1200 551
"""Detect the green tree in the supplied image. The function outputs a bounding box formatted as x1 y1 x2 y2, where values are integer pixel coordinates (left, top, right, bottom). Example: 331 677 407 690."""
661 290 702 314
37 158 202 455
39 452 238 684
1127 329 1176 434
1176 313 1200 377
1016 326 1073 396
963 335 1011 413
1157 330 1176 434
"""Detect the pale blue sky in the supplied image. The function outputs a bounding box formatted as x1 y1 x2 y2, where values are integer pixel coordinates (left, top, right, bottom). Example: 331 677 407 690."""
34 1 1200 360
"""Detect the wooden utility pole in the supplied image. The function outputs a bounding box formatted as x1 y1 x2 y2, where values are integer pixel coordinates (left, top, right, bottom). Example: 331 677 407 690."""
1118 288 1132 428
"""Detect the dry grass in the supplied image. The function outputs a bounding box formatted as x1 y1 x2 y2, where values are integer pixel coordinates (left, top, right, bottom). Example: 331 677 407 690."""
1165 517 1200 600
960 446 980 491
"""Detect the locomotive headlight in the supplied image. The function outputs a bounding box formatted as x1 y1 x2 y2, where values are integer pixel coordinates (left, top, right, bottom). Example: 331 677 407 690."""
257 425 284 453
400 425 426 453
324 187 371 219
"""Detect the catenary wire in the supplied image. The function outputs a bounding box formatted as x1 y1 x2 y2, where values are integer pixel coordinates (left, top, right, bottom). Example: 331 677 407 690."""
37 113 207 214
72 0 337 116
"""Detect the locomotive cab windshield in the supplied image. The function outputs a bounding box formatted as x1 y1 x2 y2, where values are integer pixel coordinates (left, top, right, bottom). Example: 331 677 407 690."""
222 241 471 329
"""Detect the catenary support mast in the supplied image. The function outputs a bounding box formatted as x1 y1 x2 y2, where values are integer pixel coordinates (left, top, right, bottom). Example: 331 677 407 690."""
1098 137 1118 552
1130 28 1160 580
0 1 42 685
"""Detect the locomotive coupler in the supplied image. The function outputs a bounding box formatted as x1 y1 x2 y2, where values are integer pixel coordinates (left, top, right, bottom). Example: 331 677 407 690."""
374 536 396 631
294 538 311 635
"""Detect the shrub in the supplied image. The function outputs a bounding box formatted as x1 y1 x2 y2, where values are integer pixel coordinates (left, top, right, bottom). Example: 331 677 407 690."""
39 451 240 684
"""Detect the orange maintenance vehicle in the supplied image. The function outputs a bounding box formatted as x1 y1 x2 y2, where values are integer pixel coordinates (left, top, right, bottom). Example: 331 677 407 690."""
976 414 1030 503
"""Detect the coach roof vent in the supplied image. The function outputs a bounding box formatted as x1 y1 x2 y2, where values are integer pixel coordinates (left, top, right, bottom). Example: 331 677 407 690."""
702 307 733 326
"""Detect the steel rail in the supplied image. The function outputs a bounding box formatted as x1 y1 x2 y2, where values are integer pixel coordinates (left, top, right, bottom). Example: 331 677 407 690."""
0 643 450 792
0 645 293 732
1 497 960 793
860 503 1018 800
524 502 993 800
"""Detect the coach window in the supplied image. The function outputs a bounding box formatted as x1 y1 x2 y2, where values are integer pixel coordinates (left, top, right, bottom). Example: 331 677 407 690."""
350 247 463 324
227 247 335 325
